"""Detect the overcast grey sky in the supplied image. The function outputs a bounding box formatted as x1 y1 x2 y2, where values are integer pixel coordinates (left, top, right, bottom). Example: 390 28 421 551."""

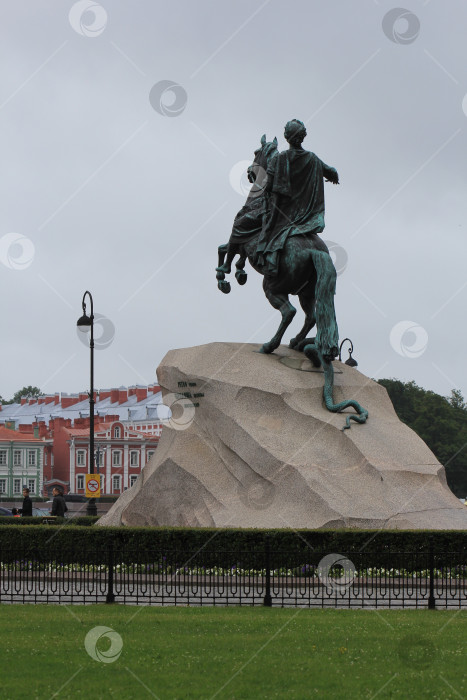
1 0 466 401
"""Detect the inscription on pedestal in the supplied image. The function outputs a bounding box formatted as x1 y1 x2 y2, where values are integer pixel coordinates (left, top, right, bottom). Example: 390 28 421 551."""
177 380 205 407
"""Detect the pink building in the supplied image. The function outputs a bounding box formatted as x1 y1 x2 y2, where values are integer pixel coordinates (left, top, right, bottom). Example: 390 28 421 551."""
0 385 167 496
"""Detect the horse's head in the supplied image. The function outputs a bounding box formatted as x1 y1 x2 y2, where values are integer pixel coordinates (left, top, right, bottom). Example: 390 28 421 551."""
247 134 278 185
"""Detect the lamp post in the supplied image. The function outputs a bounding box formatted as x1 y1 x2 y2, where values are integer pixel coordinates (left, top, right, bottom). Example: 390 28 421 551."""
338 338 358 367
77 291 97 517
95 445 101 475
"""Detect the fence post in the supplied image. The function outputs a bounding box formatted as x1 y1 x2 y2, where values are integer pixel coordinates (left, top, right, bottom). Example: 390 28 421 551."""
428 539 435 610
263 534 272 607
106 538 115 604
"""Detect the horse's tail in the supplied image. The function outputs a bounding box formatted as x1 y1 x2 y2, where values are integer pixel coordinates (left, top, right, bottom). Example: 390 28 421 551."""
300 249 368 430
309 249 339 360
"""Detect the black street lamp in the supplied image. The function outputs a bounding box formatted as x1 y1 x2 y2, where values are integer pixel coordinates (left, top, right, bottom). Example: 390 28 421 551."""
77 291 98 517
338 338 358 367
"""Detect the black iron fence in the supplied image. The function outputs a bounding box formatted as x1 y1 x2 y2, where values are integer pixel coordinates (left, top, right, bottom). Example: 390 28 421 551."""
0 539 465 608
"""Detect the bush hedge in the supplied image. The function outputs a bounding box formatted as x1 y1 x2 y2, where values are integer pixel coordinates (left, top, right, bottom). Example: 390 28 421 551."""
0 526 465 568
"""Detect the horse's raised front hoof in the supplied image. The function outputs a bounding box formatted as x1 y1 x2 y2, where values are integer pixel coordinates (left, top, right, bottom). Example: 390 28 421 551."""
235 270 247 285
218 280 231 294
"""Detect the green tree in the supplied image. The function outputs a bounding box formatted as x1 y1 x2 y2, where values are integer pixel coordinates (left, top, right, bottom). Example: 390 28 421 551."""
449 388 465 411
378 379 467 498
12 386 42 404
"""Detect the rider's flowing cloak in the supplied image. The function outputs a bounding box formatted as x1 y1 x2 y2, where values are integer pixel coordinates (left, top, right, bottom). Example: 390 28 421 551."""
255 148 337 275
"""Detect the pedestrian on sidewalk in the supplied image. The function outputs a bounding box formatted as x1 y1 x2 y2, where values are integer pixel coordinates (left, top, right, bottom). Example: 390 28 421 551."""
50 487 68 517
18 487 32 517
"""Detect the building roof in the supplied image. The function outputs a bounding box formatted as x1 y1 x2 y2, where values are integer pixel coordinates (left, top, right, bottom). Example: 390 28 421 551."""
0 386 170 428
0 425 44 443
62 426 158 440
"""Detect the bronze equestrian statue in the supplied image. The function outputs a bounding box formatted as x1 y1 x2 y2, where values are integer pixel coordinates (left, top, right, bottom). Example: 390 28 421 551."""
216 120 368 429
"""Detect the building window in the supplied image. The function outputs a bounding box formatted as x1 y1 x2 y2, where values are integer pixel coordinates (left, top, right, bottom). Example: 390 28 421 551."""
130 451 139 467
96 450 104 467
13 479 21 494
28 480 35 494
77 475 84 490
28 451 36 467
130 475 138 487
112 475 121 492
0 479 6 494
77 451 86 466
112 452 121 466
0 450 7 466
146 451 154 463
13 450 21 466
114 426 121 438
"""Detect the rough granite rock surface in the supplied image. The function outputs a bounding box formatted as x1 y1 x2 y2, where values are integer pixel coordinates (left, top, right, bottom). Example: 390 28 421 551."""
98 343 467 529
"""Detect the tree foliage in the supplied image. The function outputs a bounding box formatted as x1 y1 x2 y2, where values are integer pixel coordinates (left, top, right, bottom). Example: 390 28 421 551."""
11 386 42 404
378 379 467 498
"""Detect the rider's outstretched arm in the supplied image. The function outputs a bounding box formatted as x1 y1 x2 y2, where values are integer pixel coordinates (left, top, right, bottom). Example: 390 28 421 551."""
321 161 339 185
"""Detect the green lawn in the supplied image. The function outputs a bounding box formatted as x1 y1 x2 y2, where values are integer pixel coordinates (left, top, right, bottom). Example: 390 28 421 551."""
0 606 465 699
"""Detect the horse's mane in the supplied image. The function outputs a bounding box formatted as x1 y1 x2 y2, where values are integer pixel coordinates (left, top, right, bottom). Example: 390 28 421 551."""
262 141 278 162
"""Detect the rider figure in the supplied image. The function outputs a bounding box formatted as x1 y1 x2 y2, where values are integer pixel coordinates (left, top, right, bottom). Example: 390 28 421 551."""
217 121 338 277
255 119 339 276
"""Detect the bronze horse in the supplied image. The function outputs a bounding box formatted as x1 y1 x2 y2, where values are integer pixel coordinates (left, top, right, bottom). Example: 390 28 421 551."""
216 135 338 359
